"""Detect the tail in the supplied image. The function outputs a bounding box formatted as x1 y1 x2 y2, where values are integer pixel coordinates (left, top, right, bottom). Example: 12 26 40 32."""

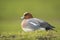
46 25 57 32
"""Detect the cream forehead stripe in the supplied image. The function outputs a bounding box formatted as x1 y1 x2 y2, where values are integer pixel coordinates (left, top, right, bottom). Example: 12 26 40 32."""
23 12 28 16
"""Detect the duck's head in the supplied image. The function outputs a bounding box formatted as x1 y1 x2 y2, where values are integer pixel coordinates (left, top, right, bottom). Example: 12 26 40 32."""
21 12 33 19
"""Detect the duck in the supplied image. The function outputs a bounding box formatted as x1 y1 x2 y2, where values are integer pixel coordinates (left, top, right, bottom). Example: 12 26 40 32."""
21 12 55 32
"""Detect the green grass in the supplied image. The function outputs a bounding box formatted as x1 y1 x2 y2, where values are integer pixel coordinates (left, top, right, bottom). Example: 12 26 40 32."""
0 30 60 40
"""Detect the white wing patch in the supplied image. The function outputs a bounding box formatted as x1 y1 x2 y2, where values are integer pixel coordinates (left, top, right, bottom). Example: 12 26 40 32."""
29 22 38 26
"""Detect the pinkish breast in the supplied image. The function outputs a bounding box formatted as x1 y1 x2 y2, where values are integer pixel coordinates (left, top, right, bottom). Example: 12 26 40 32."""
21 19 27 28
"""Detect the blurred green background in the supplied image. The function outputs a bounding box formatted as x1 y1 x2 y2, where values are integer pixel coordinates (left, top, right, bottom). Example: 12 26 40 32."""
0 0 60 33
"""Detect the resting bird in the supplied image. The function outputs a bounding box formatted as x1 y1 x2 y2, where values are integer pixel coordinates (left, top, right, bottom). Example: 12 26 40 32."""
21 12 55 32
